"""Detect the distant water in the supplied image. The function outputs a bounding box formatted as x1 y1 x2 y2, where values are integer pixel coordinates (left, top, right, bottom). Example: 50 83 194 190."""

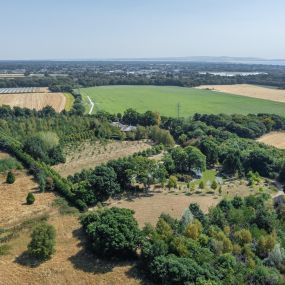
199 71 267 77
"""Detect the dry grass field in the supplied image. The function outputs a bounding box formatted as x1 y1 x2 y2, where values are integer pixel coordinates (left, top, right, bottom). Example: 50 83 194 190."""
0 214 144 285
53 140 152 177
257 132 285 149
197 84 285 103
107 178 261 227
0 89 66 112
0 148 276 284
108 191 220 227
0 170 56 227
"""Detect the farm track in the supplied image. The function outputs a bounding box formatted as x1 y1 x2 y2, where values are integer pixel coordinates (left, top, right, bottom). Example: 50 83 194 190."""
87 96 94 114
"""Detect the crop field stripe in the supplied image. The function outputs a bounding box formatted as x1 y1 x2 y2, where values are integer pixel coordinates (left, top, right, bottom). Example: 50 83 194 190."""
64 93 75 111
80 85 285 117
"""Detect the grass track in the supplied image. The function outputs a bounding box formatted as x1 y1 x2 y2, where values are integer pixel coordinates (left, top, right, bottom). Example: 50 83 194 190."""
80 85 285 117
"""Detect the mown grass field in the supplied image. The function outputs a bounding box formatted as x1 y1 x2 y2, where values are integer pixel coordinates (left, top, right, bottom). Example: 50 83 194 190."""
80 85 285 117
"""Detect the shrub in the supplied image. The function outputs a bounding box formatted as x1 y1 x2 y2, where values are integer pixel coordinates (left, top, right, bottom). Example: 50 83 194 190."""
28 223 56 260
6 171 15 184
211 180 218 190
168 175 178 189
26 192 35 205
199 181 204 189
0 158 22 172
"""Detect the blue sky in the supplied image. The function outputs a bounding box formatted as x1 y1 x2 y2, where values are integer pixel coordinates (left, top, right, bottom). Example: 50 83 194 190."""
1 0 285 59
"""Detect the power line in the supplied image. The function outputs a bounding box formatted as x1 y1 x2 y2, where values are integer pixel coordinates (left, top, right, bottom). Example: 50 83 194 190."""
177 103 181 119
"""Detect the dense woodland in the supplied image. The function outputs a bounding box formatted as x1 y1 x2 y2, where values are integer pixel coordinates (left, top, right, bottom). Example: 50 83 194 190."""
81 194 285 284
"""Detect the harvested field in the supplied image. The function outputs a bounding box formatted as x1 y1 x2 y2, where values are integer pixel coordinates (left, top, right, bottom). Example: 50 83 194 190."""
0 214 144 285
53 140 152 177
0 170 56 227
0 88 66 112
257 132 285 149
197 84 285 103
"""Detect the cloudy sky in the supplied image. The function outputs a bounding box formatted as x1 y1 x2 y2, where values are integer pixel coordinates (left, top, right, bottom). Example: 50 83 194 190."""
1 0 284 59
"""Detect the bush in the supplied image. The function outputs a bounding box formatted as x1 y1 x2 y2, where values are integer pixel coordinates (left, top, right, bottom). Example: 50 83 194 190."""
211 180 218 190
26 192 35 205
168 175 178 189
6 171 15 184
81 208 141 257
0 158 22 172
28 223 56 260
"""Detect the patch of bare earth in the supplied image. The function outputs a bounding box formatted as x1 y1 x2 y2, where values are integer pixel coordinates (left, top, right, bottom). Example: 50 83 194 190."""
257 132 285 149
0 214 144 285
196 84 285 103
0 90 66 112
53 140 152 177
0 170 56 227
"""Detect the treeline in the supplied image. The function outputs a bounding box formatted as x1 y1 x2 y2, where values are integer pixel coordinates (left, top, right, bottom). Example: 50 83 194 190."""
194 113 285 139
160 114 285 179
0 133 87 210
68 152 169 206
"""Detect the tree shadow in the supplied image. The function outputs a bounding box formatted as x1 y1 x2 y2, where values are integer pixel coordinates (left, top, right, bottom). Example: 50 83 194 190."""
68 227 116 274
14 251 44 268
68 248 119 274
125 263 153 285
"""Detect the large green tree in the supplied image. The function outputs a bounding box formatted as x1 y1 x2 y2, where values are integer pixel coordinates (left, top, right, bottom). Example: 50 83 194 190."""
81 208 141 257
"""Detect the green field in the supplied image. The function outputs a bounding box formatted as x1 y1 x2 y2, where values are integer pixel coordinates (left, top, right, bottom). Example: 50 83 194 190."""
80 85 285 117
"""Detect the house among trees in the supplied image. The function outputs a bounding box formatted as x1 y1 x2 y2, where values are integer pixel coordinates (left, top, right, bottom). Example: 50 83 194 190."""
111 122 137 132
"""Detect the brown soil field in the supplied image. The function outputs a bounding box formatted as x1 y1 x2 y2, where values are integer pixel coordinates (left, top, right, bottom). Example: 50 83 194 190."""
53 140 152 177
0 170 56 227
0 214 145 285
0 90 66 112
257 132 285 149
197 84 285 103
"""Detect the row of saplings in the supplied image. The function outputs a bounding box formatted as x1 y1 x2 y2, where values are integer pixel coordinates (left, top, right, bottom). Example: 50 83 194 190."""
26 194 285 284
4 171 35 205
